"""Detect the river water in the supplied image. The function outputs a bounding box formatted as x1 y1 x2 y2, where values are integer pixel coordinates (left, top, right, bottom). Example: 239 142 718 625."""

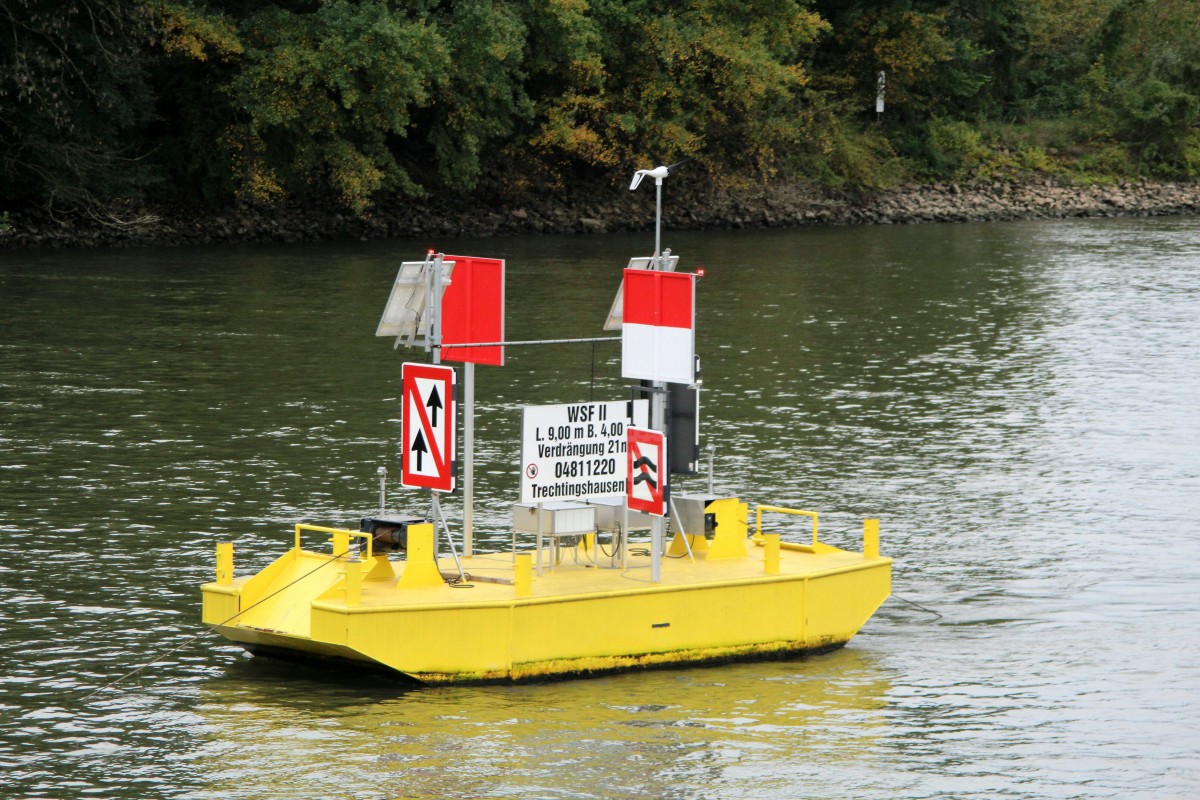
1 218 1198 799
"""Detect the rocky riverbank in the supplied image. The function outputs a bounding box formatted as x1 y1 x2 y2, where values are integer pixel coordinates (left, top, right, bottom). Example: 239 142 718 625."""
3 176 1199 250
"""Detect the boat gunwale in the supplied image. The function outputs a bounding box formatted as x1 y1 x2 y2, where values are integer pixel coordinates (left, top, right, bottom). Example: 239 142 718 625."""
295 554 893 614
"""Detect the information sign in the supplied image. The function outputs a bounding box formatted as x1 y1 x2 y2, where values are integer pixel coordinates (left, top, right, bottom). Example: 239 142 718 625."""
520 400 649 503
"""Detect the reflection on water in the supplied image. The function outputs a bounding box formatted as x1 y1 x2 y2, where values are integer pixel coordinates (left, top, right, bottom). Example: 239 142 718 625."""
190 649 890 800
2 218 1199 798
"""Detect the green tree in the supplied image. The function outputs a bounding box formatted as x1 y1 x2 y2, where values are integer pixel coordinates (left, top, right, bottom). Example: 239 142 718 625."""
8 0 1194 223
947 0 1029 116
809 2 960 117
529 0 829 185
0 1 157 217
1017 0 1116 116
224 1 451 212
1091 0 1200 174
414 0 531 192
147 1 244 205
155 0 538 212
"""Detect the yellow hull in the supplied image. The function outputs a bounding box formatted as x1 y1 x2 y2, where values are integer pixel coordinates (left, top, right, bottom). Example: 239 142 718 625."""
202 512 891 684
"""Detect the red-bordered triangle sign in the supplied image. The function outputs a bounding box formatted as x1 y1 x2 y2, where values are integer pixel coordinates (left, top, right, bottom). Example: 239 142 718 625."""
627 426 666 516
401 362 456 491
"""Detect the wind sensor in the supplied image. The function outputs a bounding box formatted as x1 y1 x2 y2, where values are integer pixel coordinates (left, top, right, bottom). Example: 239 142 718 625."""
629 158 690 262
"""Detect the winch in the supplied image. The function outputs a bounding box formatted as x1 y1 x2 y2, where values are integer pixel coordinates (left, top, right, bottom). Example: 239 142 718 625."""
359 515 428 552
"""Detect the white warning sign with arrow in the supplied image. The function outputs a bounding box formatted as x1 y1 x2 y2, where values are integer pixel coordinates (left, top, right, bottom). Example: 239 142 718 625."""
401 362 456 492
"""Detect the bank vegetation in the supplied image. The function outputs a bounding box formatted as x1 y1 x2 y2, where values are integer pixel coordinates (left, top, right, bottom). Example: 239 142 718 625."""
2 0 1199 245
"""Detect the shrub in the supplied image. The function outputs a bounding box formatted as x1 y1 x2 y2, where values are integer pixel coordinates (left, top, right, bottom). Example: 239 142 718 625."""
926 117 991 177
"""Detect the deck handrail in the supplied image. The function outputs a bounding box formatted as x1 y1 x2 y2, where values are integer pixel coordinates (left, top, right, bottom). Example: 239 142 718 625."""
755 505 819 548
294 523 373 560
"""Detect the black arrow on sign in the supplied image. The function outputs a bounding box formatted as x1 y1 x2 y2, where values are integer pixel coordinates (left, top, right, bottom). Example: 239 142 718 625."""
425 386 443 428
411 429 428 471
633 471 657 490
632 456 656 472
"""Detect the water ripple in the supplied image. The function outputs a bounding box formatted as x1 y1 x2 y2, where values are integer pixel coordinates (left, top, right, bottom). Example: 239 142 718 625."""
1 221 1198 798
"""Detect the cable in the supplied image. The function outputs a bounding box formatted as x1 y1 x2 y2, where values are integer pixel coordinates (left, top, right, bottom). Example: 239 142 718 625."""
597 536 614 558
619 567 655 583
889 593 943 620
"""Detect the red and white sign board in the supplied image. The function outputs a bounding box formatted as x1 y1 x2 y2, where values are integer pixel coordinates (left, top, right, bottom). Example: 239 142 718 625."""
602 255 678 331
441 255 504 366
621 269 695 384
627 426 666 516
401 362 456 491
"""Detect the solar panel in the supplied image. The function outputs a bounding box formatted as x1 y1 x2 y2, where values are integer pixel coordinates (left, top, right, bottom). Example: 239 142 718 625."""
376 258 455 340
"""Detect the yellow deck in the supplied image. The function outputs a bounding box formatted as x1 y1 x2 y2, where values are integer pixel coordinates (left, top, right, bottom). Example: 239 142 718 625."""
202 509 891 683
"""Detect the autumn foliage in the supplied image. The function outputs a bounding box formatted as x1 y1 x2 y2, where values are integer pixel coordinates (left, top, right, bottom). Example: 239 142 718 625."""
2 0 1197 217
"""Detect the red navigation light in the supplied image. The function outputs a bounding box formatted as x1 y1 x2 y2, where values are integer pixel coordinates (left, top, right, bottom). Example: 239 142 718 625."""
696 267 706 278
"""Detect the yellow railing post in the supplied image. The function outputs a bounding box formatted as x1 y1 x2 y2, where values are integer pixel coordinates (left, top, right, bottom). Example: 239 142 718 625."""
863 518 880 560
332 530 350 558
344 557 363 605
216 542 233 585
763 533 780 575
514 552 532 597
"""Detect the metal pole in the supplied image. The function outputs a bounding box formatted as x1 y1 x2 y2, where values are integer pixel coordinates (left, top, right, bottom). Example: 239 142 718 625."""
422 251 439 353
707 441 715 495
430 254 443 364
654 178 663 259
377 466 387 516
651 386 665 583
536 502 544 577
431 252 443 558
649 231 668 582
464 362 474 557
619 510 628 569
437 335 618 350
428 253 464 581
650 496 663 582
432 494 466 580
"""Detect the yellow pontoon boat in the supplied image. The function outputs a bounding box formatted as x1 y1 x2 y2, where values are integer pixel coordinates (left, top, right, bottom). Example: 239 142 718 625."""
202 504 890 683
201 170 892 684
